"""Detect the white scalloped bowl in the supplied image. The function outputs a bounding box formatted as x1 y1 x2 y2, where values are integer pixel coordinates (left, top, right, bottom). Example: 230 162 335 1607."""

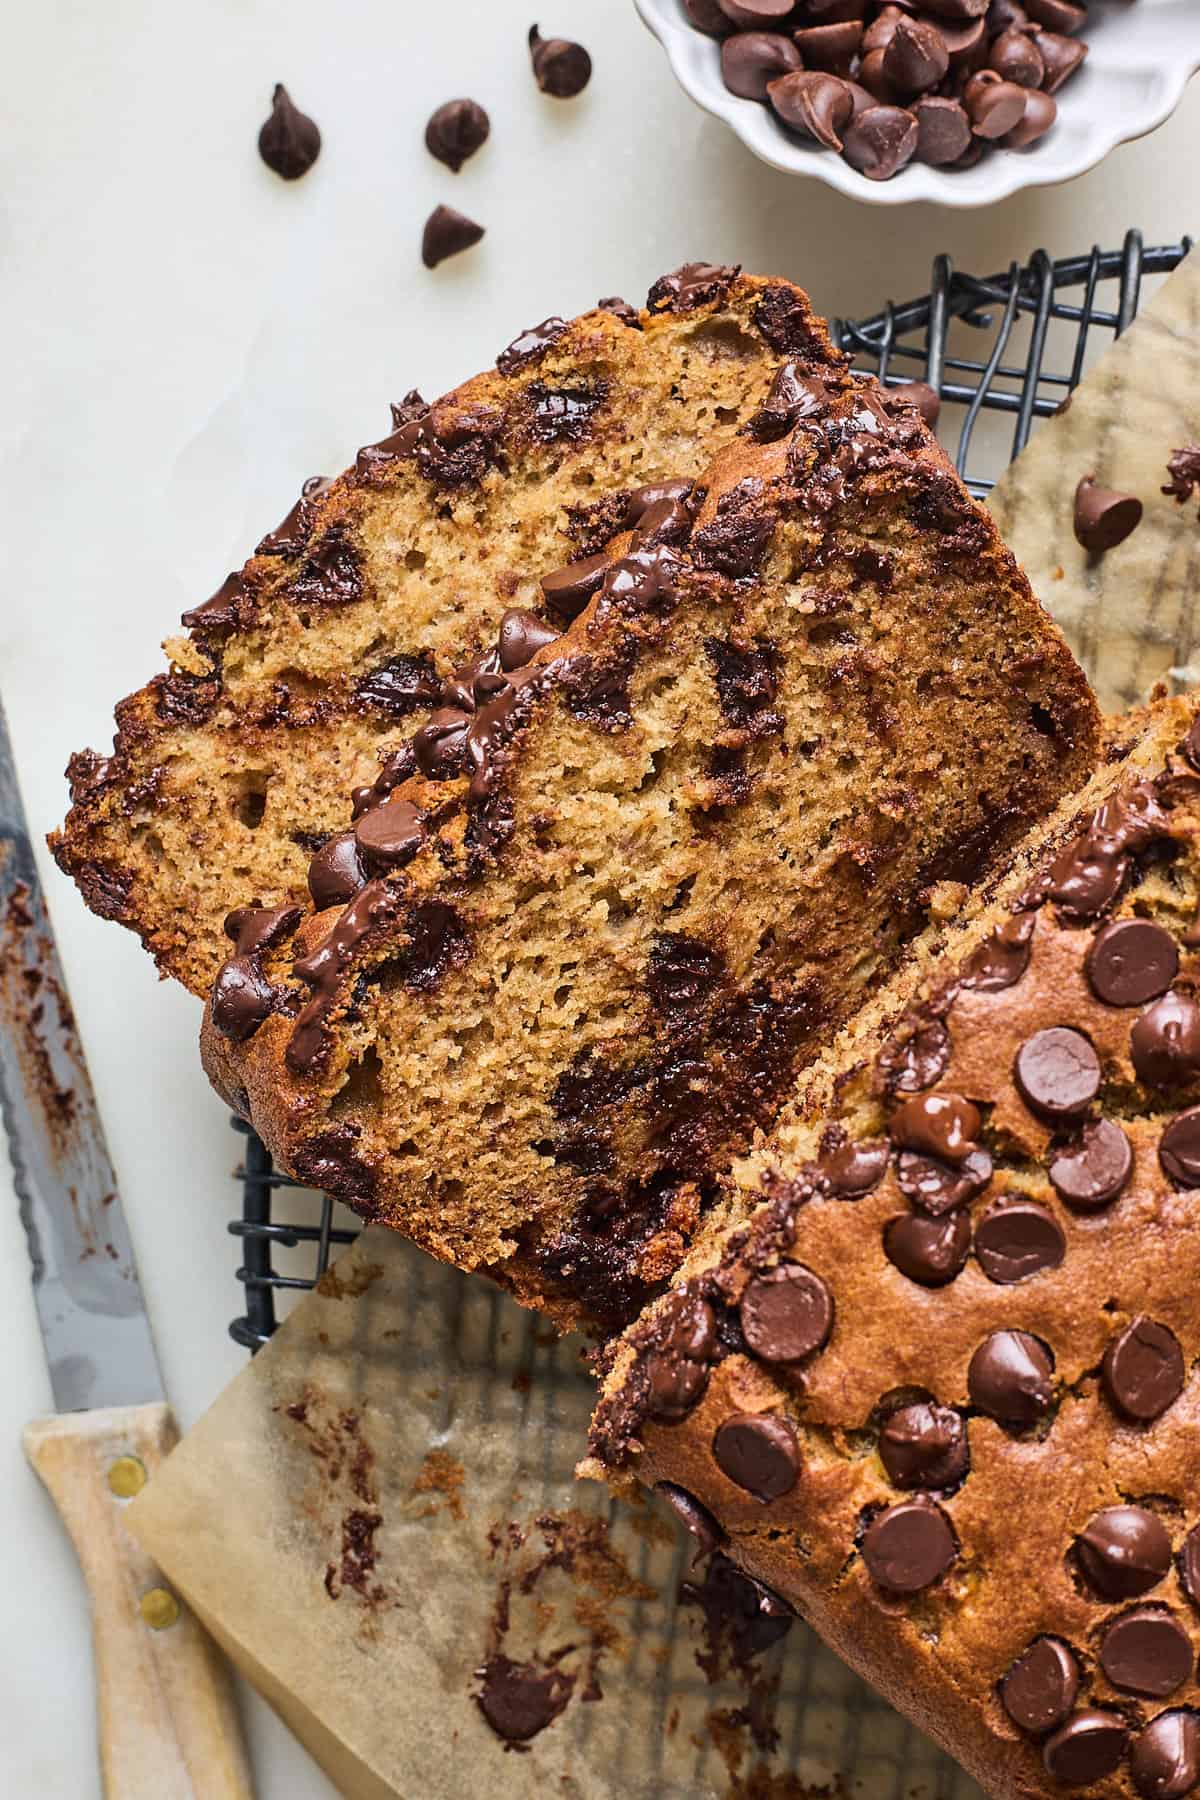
635 0 1200 208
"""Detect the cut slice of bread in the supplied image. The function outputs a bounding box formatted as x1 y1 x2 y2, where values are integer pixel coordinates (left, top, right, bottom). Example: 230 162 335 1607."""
582 694 1200 1800
200 364 1099 1331
51 268 842 997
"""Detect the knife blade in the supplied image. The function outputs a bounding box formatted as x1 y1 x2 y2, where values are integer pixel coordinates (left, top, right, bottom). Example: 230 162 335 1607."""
2 697 254 1798
0 699 162 1412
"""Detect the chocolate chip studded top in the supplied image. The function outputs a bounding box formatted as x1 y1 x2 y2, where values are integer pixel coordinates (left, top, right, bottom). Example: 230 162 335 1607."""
587 700 1200 1800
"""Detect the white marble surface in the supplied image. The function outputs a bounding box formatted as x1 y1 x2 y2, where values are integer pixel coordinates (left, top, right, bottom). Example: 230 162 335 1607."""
1 2 1197 1793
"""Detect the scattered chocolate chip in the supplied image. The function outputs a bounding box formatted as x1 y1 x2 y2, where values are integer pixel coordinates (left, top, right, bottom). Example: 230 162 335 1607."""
767 71 853 150
625 479 696 529
878 1401 968 1491
1002 1637 1080 1734
1132 993 1200 1088
1014 1026 1100 1121
883 16 949 94
497 317 568 376
1035 27 1088 91
1130 1710 1200 1800
880 1018 951 1094
884 1210 972 1287
421 204 485 270
1005 87 1057 149
963 69 1028 138
967 1329 1054 1426
424 98 490 172
890 1091 981 1163
886 378 942 426
541 552 611 622
598 294 641 328
792 22 864 76
528 24 592 98
1182 1527 1200 1610
645 1291 718 1422
647 262 740 314
896 1145 993 1216
497 608 560 673
1046 1115 1131 1213
475 1654 574 1745
1074 475 1143 553
974 1198 1065 1285
1161 1107 1200 1188
1103 1318 1186 1423
1100 1608 1194 1699
1077 1506 1173 1601
1043 1711 1128 1786
989 26 1044 85
354 795 426 872
722 31 802 101
654 1481 726 1560
820 1136 889 1198
860 1498 956 1593
718 0 794 23
684 0 732 32
1025 0 1086 27
1087 919 1179 1008
1164 447 1200 508
712 1413 800 1502
258 84 321 181
308 831 366 911
959 913 1035 991
256 474 333 559
739 1263 834 1363
841 104 919 180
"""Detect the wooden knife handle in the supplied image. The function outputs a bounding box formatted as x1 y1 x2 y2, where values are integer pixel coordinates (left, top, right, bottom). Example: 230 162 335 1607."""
24 1401 254 1800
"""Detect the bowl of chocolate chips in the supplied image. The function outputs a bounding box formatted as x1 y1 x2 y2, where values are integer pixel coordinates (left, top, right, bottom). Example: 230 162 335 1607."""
636 0 1200 204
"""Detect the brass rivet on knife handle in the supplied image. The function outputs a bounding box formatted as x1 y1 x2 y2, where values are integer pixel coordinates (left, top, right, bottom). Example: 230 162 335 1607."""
24 1400 255 1798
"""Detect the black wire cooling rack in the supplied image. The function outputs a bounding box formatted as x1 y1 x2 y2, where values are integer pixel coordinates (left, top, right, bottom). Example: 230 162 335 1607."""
228 229 1194 1351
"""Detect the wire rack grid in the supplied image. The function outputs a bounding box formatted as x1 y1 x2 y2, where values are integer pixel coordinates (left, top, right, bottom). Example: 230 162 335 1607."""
228 229 1193 1351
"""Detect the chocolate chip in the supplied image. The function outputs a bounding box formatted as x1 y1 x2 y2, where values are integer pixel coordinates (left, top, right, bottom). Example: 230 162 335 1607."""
598 294 641 328
878 1401 968 1491
896 1145 993 1216
1043 1711 1129 1786
989 27 1045 85
1104 1318 1186 1424
654 1481 726 1560
1087 919 1179 1008
1130 1711 1200 1800
625 480 696 529
258 84 321 180
841 105 919 180
722 31 802 101
1181 1526 1200 1612
1014 1026 1100 1121
1077 1506 1173 1601
1026 0 1087 33
712 1413 800 1502
540 552 611 622
256 473 333 559
1049 1118 1133 1211
684 0 732 33
528 25 592 97
1161 1108 1200 1189
421 205 484 269
767 71 853 150
884 1210 972 1287
497 317 568 376
644 1291 718 1422
890 1091 981 1163
424 98 490 172
820 1136 889 1198
975 1198 1065 1285
353 795 426 872
1133 994 1200 1088
647 262 740 314
959 914 1036 991
860 1498 956 1593
968 1329 1054 1425
308 831 366 911
883 16 949 93
497 608 560 673
1101 1608 1194 1699
475 1655 574 1745
739 1263 834 1363
1002 1637 1080 1735
880 1018 951 1094
717 0 794 23
963 71 1028 139
1074 475 1143 553
1005 87 1058 149
791 22 864 76
211 953 276 1042
886 378 942 426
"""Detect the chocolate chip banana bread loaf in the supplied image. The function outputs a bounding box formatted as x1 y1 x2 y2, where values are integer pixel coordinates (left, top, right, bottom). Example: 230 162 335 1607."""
584 696 1200 1800
51 267 837 997
200 361 1098 1331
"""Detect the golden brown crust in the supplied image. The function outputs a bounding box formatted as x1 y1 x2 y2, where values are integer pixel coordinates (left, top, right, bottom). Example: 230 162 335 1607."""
51 270 840 993
585 695 1200 1800
199 359 1099 1332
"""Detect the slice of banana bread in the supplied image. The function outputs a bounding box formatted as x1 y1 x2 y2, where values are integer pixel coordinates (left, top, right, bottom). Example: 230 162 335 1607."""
584 696 1200 1800
50 268 842 997
200 365 1098 1331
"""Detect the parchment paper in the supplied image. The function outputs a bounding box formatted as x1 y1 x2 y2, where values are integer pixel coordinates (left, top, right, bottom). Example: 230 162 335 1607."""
129 253 1200 1799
